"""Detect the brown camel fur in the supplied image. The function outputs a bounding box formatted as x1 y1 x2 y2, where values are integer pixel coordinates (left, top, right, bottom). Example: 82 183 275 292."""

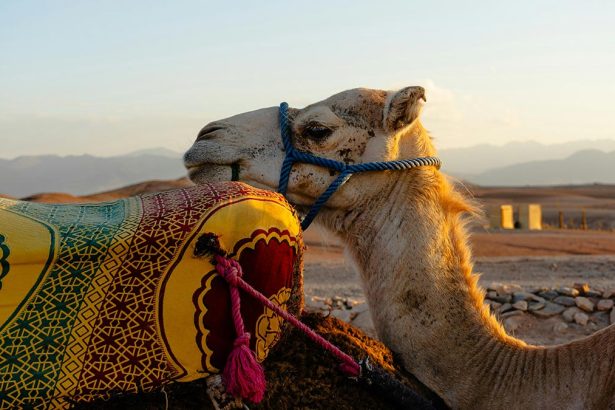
184 86 615 409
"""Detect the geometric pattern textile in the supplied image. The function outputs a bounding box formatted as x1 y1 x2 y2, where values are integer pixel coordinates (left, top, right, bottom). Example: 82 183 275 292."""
0 182 303 409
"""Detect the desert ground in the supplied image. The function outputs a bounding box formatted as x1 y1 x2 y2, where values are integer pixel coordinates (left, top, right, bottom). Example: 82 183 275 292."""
5 180 615 347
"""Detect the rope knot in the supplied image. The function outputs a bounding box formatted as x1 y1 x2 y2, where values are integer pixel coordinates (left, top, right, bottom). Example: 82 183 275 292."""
234 332 251 348
215 255 242 287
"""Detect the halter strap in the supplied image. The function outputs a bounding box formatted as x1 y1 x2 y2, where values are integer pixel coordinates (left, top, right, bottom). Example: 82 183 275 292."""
277 102 442 230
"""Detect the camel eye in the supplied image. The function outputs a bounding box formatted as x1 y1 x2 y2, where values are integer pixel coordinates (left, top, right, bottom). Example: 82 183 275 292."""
303 124 333 141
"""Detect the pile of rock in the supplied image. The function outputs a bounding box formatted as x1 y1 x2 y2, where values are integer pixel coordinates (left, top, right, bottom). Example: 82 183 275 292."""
304 283 615 337
485 282 615 330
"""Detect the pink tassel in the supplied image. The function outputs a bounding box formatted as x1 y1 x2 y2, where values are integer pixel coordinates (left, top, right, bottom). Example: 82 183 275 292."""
214 254 362 400
222 333 266 403
215 255 267 403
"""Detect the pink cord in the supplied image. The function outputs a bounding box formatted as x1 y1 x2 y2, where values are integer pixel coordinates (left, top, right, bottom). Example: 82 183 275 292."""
214 255 361 382
215 256 266 403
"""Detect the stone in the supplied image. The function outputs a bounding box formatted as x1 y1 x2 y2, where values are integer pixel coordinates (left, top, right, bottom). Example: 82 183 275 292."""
512 292 544 304
501 310 524 318
562 307 583 323
351 302 369 314
553 296 576 307
351 311 376 337
331 309 352 322
491 295 512 304
512 292 532 302
611 308 615 325
602 288 615 299
503 316 525 333
589 312 607 324
585 290 603 298
331 297 345 309
512 301 528 311
486 291 498 299
538 290 559 300
531 294 546 303
528 302 545 311
485 282 501 292
552 322 568 333
486 300 502 312
573 312 589 326
306 296 330 311
498 303 513 313
575 296 594 312
531 302 565 318
345 297 364 308
573 282 590 295
529 287 548 294
596 299 614 312
557 287 579 297
490 283 522 295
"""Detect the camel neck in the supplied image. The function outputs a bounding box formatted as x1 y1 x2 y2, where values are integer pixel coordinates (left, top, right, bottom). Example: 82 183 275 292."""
324 173 615 409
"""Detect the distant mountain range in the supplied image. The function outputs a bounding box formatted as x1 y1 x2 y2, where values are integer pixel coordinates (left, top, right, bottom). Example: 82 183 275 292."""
0 150 186 197
439 140 615 186
2 140 615 197
439 139 615 176
464 149 615 186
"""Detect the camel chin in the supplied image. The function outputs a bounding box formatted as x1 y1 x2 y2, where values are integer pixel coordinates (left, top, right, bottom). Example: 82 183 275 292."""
187 164 233 184
187 163 280 196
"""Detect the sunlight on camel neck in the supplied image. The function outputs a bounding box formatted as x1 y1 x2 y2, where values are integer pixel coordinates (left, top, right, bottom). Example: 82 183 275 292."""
318 168 614 409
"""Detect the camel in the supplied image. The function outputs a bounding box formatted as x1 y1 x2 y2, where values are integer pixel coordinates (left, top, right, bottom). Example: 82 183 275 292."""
184 86 615 409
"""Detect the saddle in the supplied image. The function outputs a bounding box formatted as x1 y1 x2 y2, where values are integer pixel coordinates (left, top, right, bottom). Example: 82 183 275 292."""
0 182 303 409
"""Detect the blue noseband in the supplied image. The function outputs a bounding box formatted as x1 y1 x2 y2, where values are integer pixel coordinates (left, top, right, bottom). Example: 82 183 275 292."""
277 102 442 230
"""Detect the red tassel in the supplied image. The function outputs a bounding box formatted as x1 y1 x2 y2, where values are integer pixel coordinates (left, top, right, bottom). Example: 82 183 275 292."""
222 333 266 403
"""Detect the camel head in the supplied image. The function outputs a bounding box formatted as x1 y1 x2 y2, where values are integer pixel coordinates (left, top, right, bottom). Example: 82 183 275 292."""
184 87 436 216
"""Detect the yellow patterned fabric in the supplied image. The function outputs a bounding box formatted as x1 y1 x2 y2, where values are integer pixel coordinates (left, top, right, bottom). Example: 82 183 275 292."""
0 182 303 409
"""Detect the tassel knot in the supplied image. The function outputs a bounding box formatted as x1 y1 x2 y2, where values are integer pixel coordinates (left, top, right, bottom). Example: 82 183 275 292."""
234 332 251 348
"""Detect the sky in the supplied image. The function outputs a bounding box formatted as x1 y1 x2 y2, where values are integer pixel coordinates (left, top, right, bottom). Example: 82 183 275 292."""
1 0 614 158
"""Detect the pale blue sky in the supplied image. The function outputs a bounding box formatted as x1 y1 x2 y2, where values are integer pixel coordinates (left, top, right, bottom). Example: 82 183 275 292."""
1 1 614 158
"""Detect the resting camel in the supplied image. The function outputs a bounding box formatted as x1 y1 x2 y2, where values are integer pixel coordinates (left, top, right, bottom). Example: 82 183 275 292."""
184 86 615 409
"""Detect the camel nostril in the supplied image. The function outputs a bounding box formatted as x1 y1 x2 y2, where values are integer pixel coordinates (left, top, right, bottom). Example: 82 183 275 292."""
412 86 426 103
197 125 225 141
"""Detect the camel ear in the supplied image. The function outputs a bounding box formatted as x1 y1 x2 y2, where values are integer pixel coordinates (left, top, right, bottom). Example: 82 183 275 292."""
384 86 426 131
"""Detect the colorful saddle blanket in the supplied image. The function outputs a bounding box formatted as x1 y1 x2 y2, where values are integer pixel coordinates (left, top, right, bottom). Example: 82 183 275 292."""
0 182 303 409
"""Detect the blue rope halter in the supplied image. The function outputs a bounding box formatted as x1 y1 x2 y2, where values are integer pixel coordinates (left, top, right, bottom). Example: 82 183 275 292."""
277 102 442 230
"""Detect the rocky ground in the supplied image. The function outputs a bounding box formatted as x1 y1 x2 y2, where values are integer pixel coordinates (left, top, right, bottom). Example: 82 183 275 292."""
303 229 615 346
304 283 615 346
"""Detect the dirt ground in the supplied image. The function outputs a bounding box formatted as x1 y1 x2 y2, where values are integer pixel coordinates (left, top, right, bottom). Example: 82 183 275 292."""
472 229 615 256
302 227 615 346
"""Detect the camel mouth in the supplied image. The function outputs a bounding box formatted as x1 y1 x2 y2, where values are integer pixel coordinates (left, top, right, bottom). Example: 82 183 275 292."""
196 124 226 141
186 162 236 184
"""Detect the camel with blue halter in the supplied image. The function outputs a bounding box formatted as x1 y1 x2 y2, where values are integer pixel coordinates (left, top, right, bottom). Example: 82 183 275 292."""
184 86 615 409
